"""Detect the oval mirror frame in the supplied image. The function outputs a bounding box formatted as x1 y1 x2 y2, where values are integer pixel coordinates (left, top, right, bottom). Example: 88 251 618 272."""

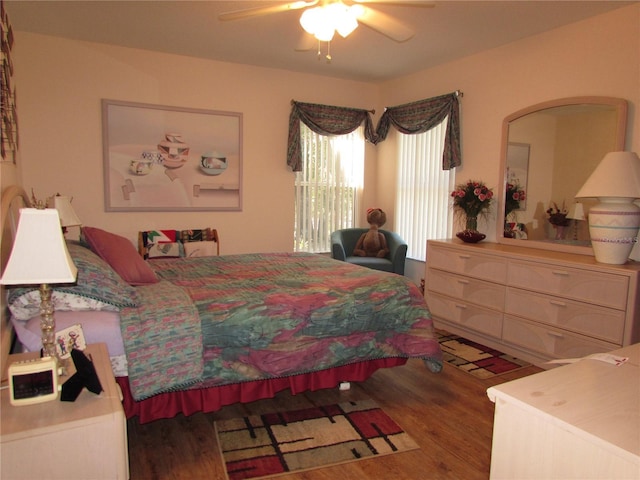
496 96 628 255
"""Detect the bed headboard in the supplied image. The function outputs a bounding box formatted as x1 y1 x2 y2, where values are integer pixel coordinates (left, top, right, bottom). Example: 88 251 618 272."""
1 185 31 380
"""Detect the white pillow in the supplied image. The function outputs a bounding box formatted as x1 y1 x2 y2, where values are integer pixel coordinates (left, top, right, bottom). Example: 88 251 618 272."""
9 290 119 321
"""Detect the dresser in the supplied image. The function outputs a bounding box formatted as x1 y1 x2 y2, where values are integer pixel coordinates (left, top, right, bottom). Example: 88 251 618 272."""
1 343 129 479
425 239 640 366
487 343 639 479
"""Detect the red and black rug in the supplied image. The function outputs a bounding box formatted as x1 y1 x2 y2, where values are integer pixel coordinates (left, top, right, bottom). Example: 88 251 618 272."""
214 399 418 480
436 329 531 379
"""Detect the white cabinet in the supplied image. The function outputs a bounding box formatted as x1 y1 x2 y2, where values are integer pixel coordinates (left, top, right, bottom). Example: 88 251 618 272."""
487 343 640 479
1 343 129 479
425 240 640 366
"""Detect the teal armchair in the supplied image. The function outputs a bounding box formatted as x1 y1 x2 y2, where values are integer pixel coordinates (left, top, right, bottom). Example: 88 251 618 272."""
330 228 408 275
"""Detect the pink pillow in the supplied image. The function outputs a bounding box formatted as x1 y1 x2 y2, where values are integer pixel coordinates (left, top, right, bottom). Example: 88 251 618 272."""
82 227 158 286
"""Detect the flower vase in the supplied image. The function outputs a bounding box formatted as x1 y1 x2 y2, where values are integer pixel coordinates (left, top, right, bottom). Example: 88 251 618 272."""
466 216 478 231
555 225 566 240
456 216 486 243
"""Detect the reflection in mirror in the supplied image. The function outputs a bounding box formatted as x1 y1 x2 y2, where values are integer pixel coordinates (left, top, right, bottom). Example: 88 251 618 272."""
498 96 627 255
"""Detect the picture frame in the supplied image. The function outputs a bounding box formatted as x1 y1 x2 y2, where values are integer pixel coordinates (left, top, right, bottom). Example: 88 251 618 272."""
102 99 243 211
55 324 87 359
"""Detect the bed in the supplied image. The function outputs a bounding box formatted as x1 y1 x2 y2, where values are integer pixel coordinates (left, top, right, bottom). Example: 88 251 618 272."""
2 186 443 424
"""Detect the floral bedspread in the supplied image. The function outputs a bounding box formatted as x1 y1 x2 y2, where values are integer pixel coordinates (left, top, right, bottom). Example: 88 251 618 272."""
119 280 203 400
121 252 442 400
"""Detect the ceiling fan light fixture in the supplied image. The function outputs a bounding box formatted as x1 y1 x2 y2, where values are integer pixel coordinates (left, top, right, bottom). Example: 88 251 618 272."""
336 6 360 37
300 2 360 42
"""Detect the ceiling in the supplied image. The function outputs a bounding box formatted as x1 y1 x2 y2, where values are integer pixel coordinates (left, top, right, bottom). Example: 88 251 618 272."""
5 1 633 82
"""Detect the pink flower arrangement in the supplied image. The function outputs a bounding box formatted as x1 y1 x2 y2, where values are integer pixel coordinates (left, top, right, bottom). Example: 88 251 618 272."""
451 180 494 218
505 182 526 217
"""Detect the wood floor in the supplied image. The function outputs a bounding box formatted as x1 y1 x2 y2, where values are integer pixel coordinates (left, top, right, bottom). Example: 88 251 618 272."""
127 360 543 479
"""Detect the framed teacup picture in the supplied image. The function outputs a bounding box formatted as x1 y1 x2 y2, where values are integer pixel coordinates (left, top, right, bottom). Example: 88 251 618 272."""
102 99 243 212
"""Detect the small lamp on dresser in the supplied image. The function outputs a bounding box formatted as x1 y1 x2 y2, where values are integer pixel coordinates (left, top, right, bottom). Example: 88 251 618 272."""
567 202 586 241
575 151 640 264
0 208 78 363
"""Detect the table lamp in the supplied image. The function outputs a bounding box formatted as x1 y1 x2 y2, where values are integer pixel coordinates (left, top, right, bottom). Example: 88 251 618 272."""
575 151 640 264
0 208 78 362
53 195 82 235
567 202 586 241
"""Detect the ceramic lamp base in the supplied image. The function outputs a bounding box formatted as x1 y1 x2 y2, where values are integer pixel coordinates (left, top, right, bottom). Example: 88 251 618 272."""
588 198 640 264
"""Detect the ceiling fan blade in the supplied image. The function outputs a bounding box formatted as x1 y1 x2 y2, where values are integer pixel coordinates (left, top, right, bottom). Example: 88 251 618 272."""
218 1 318 22
356 6 415 42
351 0 435 6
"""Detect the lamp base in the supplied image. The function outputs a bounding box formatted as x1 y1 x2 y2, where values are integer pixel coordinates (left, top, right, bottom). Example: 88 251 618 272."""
588 198 640 264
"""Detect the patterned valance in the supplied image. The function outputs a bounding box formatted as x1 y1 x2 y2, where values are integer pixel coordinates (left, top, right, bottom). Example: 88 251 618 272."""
287 92 461 172
375 92 461 170
287 101 376 172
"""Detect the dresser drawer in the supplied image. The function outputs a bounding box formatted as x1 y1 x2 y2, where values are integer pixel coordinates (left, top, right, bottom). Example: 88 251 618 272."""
427 291 503 338
428 245 508 283
505 288 625 344
508 260 629 309
428 269 505 310
503 315 619 360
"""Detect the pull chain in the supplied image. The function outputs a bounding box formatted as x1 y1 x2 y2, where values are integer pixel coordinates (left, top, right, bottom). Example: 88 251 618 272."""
316 40 332 64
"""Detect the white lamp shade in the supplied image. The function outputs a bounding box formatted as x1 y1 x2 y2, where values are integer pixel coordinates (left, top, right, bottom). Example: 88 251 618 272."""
575 151 640 199
0 208 78 285
53 195 82 227
567 202 586 221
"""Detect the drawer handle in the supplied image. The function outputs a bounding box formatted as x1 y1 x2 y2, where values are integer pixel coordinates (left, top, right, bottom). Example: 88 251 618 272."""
546 331 564 338
458 254 471 260
551 270 570 276
549 300 567 307
455 304 467 309
457 279 470 285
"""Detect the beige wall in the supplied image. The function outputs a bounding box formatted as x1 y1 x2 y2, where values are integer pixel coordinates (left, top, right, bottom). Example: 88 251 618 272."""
3 4 639 265
7 34 380 254
379 3 639 243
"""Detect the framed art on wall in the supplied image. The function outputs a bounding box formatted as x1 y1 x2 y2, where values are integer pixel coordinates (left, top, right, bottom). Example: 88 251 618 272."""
102 99 243 212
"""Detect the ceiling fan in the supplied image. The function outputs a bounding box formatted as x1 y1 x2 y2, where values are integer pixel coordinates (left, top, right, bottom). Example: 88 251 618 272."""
219 1 435 61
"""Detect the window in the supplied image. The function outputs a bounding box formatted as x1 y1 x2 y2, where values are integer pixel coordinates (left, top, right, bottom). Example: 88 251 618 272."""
396 118 453 261
294 123 364 253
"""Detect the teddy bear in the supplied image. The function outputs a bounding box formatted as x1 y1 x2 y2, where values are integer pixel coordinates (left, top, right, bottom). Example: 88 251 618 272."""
353 208 390 258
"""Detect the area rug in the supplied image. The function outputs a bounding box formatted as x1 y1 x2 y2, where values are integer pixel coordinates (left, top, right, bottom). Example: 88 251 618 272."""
436 329 531 379
214 399 419 480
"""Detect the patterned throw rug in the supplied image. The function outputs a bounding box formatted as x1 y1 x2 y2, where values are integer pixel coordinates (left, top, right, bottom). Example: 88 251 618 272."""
436 329 531 379
214 399 419 480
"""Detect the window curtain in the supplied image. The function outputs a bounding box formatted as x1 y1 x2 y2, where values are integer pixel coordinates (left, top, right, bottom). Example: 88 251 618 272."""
287 100 376 172
374 92 461 170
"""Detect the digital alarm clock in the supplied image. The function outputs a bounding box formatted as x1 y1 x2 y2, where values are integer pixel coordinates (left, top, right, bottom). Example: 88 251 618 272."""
8 357 61 406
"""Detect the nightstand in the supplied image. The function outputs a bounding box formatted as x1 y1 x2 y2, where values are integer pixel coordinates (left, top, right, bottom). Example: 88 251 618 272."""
487 343 639 479
1 343 129 479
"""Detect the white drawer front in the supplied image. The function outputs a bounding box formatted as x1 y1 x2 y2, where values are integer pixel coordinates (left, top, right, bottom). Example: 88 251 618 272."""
505 288 625 344
503 315 618 359
428 246 508 283
426 291 503 338
508 260 629 309
428 269 505 310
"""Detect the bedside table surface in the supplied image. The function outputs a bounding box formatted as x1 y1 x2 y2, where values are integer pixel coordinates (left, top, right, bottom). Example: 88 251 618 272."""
1 343 129 480
1 343 122 441
487 343 640 459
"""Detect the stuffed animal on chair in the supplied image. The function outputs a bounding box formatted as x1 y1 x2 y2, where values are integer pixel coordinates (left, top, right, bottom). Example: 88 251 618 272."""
353 208 390 258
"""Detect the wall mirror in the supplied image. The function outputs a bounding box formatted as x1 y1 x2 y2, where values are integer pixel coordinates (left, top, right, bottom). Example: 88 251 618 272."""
497 96 628 255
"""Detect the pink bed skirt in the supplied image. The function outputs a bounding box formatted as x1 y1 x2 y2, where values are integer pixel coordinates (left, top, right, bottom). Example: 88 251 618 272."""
117 357 407 424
